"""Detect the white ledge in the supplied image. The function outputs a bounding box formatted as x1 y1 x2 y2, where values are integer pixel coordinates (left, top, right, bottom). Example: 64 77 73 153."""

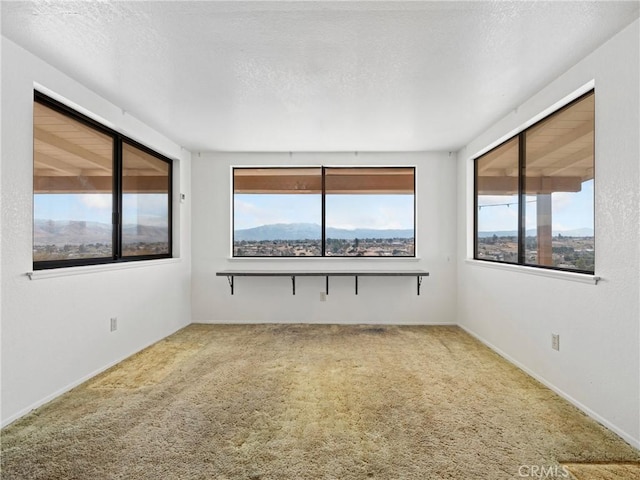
26 258 182 280
464 259 600 285
228 256 421 262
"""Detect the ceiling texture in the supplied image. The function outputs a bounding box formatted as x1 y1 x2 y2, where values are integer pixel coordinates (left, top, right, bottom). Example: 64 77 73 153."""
2 1 639 153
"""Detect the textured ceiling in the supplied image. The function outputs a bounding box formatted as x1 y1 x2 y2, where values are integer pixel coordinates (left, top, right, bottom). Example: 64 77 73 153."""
2 1 639 152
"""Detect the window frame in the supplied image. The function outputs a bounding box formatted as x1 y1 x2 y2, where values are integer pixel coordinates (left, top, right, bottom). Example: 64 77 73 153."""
232 165 416 258
473 90 595 275
33 91 173 270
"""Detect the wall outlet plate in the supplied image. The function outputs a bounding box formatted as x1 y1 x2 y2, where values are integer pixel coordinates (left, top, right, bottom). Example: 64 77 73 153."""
110 317 118 332
551 333 560 351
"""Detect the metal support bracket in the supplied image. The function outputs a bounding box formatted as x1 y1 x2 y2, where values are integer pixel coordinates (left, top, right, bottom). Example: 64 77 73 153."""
417 275 423 296
355 275 358 295
326 276 329 295
291 276 296 295
226 275 234 295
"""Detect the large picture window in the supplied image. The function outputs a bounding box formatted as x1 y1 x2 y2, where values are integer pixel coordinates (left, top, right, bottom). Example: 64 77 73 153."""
33 92 172 269
233 166 415 257
475 90 595 274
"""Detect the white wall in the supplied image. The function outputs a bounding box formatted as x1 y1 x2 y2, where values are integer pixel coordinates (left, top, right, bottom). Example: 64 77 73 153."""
0 38 192 427
456 20 640 447
192 152 456 324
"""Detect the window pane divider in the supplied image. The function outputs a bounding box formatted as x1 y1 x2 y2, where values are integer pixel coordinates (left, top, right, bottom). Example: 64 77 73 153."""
518 132 526 265
321 166 326 256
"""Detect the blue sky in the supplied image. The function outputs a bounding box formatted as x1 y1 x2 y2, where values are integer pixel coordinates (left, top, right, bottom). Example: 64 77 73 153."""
326 195 414 230
34 194 168 226
477 179 594 232
234 194 414 230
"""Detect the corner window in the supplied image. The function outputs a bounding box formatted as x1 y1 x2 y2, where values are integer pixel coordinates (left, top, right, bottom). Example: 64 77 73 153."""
233 166 415 257
475 90 595 273
33 92 172 269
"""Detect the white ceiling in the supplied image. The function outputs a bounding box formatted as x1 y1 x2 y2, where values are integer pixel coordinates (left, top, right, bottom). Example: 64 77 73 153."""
2 1 639 153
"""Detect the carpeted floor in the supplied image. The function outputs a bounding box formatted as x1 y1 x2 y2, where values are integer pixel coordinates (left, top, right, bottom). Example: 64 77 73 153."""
2 324 639 479
562 462 640 479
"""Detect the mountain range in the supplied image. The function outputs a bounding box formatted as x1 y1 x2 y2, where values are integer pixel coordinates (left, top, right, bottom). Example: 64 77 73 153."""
478 227 594 238
234 223 414 241
34 219 168 245
34 219 590 245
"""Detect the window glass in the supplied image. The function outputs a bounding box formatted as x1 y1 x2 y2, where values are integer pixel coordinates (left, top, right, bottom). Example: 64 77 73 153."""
33 92 173 269
475 137 519 263
324 167 415 256
474 90 595 274
232 167 416 257
233 168 322 256
122 142 171 256
33 101 114 262
524 92 595 271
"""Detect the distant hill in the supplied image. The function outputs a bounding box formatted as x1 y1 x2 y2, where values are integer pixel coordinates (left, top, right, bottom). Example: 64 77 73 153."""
34 219 167 245
122 224 169 243
478 227 594 238
327 226 414 240
234 223 414 241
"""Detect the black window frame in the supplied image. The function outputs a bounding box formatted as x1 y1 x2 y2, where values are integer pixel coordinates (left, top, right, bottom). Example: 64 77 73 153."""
232 165 416 258
473 90 595 275
33 91 173 270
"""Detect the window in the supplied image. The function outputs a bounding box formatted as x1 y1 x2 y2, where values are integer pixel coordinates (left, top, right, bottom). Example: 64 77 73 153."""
475 90 595 273
324 167 415 257
233 168 322 256
122 142 171 257
33 92 172 269
233 166 415 257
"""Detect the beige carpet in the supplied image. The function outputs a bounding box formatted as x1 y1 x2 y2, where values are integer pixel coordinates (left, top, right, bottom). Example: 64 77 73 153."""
562 462 640 479
2 324 639 479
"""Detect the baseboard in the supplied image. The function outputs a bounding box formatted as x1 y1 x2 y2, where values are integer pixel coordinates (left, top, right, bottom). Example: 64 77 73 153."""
1 323 188 429
193 320 458 326
459 324 640 450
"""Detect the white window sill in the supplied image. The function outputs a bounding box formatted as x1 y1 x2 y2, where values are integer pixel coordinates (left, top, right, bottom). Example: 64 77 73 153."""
26 258 182 280
465 259 600 285
228 256 422 262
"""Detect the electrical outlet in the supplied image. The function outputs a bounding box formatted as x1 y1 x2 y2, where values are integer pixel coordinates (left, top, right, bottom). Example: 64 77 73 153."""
551 333 560 351
320 292 327 302
110 317 118 332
